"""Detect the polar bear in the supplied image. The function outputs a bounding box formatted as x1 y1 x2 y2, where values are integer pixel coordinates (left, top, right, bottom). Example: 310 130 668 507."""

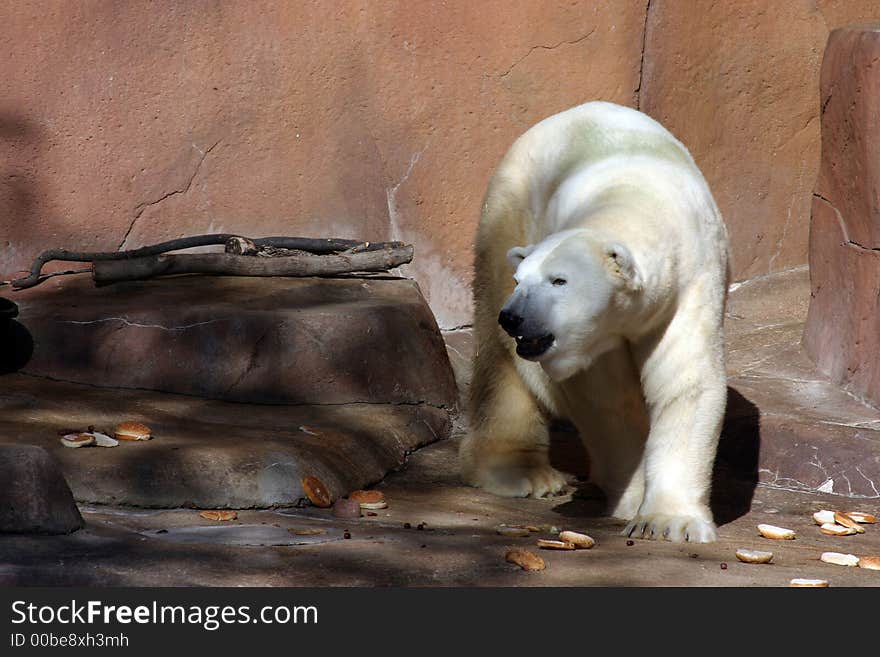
460 101 729 543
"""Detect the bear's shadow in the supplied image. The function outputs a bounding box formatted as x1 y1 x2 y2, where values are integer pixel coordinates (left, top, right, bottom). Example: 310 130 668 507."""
549 386 761 527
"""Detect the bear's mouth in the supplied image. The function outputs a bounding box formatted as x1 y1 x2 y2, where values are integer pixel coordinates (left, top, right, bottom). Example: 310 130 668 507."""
515 333 555 359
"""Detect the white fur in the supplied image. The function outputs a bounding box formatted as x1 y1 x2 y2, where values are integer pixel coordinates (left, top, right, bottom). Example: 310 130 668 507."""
460 101 730 543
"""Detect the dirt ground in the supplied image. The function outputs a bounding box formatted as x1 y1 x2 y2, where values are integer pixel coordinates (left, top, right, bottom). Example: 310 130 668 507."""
1 425 879 587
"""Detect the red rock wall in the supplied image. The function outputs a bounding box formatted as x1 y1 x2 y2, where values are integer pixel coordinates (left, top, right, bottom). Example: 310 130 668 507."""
3 1 880 328
640 0 880 282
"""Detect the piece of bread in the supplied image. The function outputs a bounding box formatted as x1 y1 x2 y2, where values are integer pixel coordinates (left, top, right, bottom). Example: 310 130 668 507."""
301 475 332 508
349 489 387 509
60 433 95 448
790 578 829 587
558 531 596 549
114 421 152 441
505 549 545 571
858 556 880 570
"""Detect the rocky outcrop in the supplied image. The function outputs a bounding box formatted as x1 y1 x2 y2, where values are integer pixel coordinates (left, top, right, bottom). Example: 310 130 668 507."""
6 274 458 508
803 25 880 408
0 445 84 534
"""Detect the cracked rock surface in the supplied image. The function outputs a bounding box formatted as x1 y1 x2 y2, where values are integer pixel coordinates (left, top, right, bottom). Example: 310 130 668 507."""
16 275 457 408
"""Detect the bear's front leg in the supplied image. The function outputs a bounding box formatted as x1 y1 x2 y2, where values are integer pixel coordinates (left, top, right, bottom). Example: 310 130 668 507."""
460 336 568 498
623 311 727 543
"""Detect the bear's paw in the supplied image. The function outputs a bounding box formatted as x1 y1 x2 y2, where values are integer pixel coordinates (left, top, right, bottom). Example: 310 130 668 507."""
466 458 569 499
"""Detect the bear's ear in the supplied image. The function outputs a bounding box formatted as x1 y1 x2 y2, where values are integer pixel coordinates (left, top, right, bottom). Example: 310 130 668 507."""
603 242 642 291
506 244 535 269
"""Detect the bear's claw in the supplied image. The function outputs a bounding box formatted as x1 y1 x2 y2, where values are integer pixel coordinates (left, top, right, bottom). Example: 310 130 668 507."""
622 513 717 543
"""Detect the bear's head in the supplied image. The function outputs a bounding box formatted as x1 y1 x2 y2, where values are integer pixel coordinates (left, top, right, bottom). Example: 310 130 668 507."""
500 229 642 381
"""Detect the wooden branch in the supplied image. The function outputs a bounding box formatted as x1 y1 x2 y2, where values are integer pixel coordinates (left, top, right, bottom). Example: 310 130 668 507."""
92 245 414 286
7 267 93 288
250 237 402 253
12 235 406 290
13 235 234 289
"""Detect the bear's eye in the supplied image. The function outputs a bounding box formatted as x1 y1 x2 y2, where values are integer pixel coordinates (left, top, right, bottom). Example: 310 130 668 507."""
552 277 567 286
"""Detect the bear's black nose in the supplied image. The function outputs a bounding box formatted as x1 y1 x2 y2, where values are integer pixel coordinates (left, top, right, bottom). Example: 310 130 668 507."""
498 309 523 336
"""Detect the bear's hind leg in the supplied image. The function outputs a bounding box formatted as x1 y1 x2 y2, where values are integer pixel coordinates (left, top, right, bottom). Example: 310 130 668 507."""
460 337 568 498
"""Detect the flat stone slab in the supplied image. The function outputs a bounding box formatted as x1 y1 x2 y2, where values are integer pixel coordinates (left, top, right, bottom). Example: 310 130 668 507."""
0 444 84 534
14 275 457 408
725 267 880 499
0 374 450 508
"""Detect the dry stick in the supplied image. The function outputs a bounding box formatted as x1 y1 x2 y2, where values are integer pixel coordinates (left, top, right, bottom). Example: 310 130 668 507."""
92 245 414 286
12 235 405 290
13 235 235 290
11 267 94 288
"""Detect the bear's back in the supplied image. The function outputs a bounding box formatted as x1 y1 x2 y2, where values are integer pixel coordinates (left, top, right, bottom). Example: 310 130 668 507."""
506 102 695 181
486 103 701 237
